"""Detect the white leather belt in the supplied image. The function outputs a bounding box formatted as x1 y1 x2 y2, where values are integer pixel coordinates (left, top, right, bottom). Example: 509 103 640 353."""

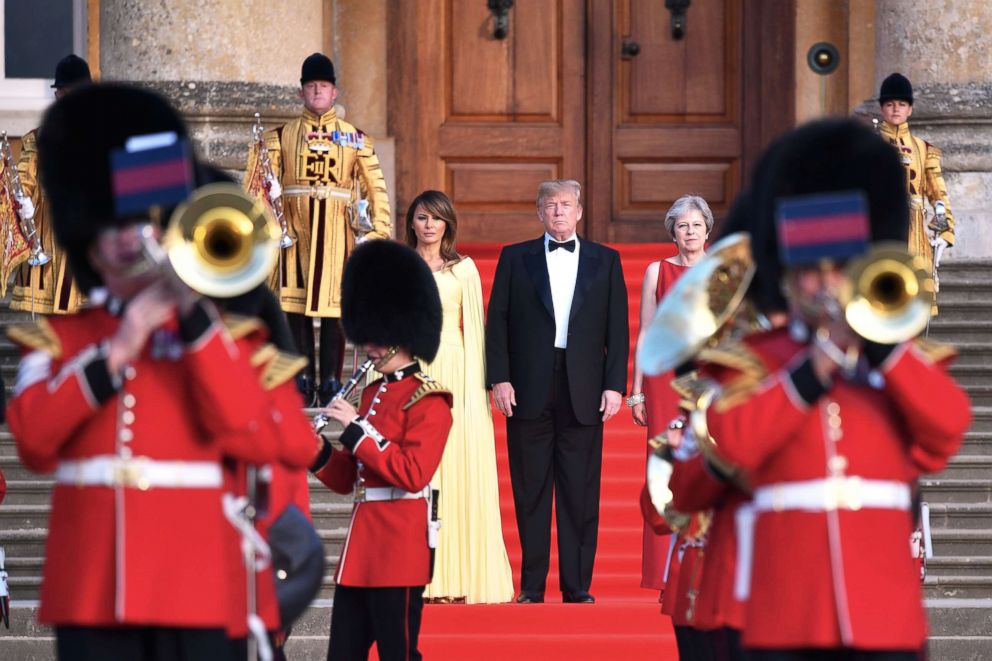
283 184 351 201
752 477 911 513
361 486 429 503
735 477 911 600
55 456 223 490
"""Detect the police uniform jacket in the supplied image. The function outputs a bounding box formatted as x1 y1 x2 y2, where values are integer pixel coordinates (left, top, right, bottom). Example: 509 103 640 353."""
701 328 970 650
312 366 452 587
245 109 391 318
6 300 285 627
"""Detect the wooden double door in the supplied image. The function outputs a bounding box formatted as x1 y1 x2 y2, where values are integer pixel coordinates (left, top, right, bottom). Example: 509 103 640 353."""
389 0 794 244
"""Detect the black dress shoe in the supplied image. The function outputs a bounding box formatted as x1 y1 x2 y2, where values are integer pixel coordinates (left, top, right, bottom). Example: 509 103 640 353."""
515 592 544 604
317 378 343 408
562 591 595 604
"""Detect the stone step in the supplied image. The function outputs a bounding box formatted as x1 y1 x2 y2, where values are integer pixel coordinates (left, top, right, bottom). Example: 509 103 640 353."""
925 598 992 638
966 407 992 435
927 556 992 578
928 636 992 661
932 528 992 556
920 478 992 504
927 502 992 530
929 300 991 325
949 366 992 390
925 574 992 600
933 455 992 480
926 320 992 342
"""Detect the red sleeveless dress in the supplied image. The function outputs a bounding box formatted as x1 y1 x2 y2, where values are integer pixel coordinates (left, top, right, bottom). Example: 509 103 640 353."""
640 259 689 590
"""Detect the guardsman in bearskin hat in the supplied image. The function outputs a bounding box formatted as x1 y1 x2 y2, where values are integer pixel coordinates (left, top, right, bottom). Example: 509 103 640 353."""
877 72 955 315
310 239 452 661
5 84 298 660
245 52 392 408
683 118 970 659
8 54 91 314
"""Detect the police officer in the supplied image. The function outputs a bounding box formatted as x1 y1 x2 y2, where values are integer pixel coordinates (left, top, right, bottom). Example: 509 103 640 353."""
246 53 392 406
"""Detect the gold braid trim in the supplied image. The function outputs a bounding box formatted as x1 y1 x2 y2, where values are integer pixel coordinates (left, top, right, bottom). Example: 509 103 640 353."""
7 318 61 358
221 313 265 341
913 338 957 364
696 342 769 413
251 343 308 391
404 373 452 410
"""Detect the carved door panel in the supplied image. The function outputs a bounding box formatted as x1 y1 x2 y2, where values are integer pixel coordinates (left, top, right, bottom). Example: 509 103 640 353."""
390 0 585 243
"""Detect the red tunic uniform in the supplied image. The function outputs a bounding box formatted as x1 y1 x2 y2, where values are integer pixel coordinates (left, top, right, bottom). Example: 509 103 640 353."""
701 329 970 651
670 454 748 632
223 345 319 637
6 302 282 628
313 368 453 587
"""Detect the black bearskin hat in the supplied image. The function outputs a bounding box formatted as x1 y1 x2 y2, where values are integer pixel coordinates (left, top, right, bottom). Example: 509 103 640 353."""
341 240 442 362
722 117 908 314
300 53 336 86
879 72 913 105
37 84 192 292
51 54 91 89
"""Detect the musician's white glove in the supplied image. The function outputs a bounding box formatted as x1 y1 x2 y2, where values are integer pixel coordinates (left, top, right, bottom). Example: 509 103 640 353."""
930 236 948 269
646 452 674 516
265 176 282 201
15 195 35 220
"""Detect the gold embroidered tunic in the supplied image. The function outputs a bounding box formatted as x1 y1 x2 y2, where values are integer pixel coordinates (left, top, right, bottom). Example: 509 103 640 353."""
9 129 83 314
879 121 954 313
246 109 391 317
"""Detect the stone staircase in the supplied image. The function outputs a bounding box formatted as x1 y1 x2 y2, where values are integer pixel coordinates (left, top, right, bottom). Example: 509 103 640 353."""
919 260 992 661
1 261 991 659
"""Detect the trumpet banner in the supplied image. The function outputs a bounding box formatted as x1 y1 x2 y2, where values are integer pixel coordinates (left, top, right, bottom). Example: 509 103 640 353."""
0 162 28 298
244 141 281 292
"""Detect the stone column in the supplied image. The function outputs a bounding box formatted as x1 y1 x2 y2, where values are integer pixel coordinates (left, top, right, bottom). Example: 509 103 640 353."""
872 0 992 260
99 0 324 168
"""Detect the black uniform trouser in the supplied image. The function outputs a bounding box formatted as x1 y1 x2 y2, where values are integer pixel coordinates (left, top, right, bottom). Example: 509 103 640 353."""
746 650 918 661
506 349 602 596
328 585 424 661
675 625 713 661
56 625 233 661
287 312 345 384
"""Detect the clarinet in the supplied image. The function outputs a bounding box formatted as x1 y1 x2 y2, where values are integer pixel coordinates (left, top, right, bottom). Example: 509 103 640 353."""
312 347 397 431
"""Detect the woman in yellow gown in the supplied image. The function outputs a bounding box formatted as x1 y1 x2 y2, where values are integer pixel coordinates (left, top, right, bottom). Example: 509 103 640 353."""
405 190 514 603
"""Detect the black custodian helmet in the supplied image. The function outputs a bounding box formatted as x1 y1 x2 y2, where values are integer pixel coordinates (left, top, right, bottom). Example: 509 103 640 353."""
879 72 914 105
341 240 442 362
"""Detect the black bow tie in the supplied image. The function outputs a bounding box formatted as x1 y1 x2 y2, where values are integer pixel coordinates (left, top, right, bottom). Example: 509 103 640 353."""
548 239 576 253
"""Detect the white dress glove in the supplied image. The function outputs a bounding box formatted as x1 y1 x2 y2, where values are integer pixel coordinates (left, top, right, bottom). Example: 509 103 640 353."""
930 236 948 269
15 195 35 220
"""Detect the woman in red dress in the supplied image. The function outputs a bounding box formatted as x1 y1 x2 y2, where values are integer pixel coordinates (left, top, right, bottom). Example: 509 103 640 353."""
629 195 713 651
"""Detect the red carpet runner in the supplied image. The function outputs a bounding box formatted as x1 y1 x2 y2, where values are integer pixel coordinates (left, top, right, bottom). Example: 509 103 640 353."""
412 243 680 660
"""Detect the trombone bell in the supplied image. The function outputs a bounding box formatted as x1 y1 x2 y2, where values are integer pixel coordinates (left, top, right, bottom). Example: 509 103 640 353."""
842 244 933 344
164 183 280 297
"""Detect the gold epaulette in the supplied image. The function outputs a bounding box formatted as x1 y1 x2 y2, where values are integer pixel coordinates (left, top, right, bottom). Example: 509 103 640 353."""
404 372 451 410
6 318 61 358
914 338 957 364
670 371 715 411
222 313 265 341
697 341 769 413
250 343 308 391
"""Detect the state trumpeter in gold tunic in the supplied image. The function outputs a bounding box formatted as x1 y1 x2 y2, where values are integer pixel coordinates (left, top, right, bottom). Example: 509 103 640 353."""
879 120 954 313
246 109 391 317
9 130 83 314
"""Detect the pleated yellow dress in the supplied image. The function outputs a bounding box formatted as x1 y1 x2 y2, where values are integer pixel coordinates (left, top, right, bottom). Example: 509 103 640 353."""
421 257 514 603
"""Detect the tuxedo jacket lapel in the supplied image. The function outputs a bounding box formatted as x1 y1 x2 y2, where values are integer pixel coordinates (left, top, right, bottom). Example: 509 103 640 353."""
522 237 555 319
569 240 602 322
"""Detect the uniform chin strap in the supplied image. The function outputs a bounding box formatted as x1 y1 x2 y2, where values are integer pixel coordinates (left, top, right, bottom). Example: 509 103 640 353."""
248 613 274 661
222 493 274 661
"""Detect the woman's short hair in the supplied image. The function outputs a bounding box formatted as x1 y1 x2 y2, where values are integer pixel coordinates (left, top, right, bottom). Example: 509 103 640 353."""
404 189 461 264
664 194 714 238
536 179 582 210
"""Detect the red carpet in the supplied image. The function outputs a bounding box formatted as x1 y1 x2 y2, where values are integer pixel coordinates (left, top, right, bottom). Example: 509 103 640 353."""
413 242 681 660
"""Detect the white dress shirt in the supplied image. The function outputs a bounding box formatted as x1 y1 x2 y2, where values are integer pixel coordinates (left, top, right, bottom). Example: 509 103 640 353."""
544 232 579 349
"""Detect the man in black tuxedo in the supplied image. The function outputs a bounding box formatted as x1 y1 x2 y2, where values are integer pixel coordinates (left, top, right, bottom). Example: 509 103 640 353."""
486 179 629 605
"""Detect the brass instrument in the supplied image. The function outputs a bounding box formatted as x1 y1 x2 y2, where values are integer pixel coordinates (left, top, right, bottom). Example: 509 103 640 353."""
637 232 756 377
840 243 933 344
136 183 281 298
313 346 399 431
0 131 49 266
252 113 295 249
646 432 691 532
